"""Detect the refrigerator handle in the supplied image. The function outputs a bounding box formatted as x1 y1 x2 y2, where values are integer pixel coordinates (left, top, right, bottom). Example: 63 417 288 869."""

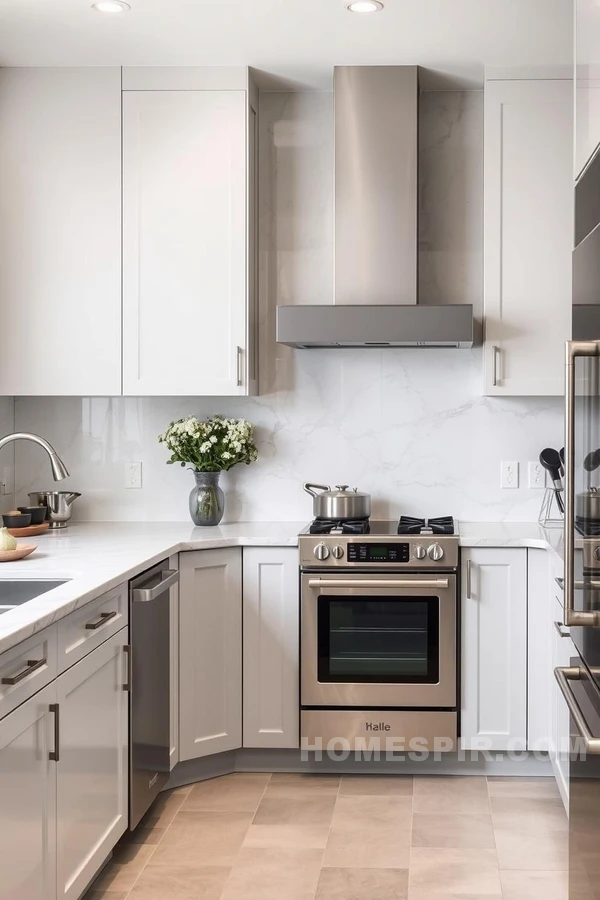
565 340 600 627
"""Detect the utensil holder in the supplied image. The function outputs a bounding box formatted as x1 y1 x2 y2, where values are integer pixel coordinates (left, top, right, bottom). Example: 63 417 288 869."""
539 487 564 528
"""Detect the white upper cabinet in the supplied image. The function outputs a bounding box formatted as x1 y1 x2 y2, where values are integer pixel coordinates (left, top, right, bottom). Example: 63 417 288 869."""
122 77 257 396
0 68 122 396
484 77 573 396
575 0 600 179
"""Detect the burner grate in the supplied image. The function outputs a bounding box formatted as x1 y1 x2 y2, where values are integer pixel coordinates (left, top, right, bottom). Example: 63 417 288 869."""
309 518 371 536
397 516 455 536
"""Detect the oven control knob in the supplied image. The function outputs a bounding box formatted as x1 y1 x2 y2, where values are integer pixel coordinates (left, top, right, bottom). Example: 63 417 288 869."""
428 542 444 561
414 544 427 560
331 545 345 559
314 542 330 561
595 547 600 561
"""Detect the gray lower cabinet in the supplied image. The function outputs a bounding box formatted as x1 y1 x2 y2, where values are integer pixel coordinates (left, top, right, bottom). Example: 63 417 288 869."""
0 682 57 900
56 628 129 900
243 547 299 748
179 549 242 760
0 626 129 900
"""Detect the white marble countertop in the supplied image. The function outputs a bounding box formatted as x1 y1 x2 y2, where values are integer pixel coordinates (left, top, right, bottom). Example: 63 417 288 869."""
0 520 563 654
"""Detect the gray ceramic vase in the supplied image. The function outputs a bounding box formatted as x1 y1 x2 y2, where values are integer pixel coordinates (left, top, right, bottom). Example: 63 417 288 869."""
189 471 225 526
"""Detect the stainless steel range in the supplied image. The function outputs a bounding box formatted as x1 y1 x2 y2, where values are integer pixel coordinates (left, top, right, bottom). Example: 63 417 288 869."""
300 517 459 752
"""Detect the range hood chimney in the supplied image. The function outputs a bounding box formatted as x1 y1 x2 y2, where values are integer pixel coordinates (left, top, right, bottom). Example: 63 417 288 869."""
276 66 475 349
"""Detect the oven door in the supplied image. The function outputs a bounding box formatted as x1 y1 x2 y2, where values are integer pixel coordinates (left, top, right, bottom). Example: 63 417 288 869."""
301 572 457 708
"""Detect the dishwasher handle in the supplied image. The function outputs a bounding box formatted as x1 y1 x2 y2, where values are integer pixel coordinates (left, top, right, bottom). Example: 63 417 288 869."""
132 569 179 603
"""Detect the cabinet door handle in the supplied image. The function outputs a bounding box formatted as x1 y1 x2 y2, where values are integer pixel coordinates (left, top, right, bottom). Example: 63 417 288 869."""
49 703 60 762
466 559 473 599
236 346 243 387
85 610 118 630
1 657 47 685
492 345 501 386
123 644 132 692
554 621 570 638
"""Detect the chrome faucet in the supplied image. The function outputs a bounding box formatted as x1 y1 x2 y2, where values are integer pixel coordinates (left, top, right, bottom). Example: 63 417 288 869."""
0 433 69 481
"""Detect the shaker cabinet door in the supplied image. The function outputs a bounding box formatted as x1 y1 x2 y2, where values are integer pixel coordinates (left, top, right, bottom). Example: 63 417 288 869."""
461 548 527 750
179 549 242 759
243 548 299 749
56 629 129 900
0 67 122 396
484 78 573 396
122 90 248 396
0 683 57 900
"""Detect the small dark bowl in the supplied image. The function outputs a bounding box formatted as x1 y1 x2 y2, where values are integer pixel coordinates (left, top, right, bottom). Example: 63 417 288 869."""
3 513 32 528
18 506 48 525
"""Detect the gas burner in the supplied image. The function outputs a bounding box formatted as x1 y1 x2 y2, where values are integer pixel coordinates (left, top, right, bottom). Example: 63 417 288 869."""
397 516 455 536
309 518 371 536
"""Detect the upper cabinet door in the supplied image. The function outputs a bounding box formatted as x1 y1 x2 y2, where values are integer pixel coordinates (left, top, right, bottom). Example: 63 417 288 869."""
576 0 600 179
484 78 573 396
123 90 249 396
0 68 122 396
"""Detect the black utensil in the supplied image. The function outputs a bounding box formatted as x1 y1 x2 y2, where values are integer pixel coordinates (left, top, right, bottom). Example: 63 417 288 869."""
559 447 565 478
539 448 565 515
584 449 600 472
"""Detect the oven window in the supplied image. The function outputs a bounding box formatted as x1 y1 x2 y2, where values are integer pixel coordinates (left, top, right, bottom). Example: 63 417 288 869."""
317 596 440 684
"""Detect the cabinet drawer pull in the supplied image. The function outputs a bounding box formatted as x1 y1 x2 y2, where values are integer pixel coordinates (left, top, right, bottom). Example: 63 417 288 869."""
123 644 132 692
1 657 47 685
466 559 473 599
492 345 501 386
554 621 570 638
85 610 118 630
49 703 60 762
236 346 243 387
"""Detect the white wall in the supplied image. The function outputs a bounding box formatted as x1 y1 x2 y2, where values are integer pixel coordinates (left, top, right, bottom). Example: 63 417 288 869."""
0 398 15 513
13 90 563 524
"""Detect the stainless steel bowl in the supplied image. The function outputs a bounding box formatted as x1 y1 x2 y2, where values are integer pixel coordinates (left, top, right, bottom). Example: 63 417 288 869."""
28 491 81 528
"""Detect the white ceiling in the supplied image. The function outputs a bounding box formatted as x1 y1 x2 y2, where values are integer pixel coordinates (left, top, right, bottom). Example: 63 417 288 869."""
0 0 573 89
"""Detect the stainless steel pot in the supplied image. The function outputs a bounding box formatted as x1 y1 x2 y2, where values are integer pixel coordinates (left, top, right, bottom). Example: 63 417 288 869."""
28 490 81 529
304 483 371 520
577 487 600 521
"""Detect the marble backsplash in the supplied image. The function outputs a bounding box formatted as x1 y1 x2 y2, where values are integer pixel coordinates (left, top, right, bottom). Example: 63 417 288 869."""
13 90 564 523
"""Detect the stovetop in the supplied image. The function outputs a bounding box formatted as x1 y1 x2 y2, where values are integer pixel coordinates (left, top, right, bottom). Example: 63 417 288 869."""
300 517 459 569
306 516 456 537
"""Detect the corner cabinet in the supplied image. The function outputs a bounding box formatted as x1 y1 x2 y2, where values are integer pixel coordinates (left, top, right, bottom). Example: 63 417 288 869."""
0 68 122 396
483 76 573 396
122 69 258 396
461 547 528 750
179 549 242 760
243 548 299 749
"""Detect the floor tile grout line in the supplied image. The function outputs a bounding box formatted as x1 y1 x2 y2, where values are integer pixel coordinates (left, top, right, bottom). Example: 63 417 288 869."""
118 785 189 898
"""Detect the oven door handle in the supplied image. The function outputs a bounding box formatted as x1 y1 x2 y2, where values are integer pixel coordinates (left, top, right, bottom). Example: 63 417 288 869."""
307 578 450 590
554 666 600 754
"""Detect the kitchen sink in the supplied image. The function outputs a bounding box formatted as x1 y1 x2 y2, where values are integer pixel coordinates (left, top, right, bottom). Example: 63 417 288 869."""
0 580 69 606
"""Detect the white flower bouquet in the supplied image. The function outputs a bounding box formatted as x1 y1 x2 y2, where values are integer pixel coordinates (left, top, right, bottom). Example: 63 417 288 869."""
158 415 259 473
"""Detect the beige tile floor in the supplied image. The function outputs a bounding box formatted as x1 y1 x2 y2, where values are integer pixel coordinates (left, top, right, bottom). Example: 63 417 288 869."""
85 773 568 900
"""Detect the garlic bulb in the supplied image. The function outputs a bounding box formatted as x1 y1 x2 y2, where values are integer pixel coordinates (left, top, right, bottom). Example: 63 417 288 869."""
0 527 17 552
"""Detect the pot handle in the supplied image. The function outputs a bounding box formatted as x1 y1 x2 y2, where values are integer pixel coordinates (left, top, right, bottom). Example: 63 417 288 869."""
303 482 330 498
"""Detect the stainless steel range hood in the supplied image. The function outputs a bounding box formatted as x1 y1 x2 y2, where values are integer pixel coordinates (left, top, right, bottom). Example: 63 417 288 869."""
276 66 475 349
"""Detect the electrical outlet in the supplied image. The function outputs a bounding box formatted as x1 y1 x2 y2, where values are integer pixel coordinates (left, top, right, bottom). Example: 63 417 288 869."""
125 462 142 489
528 461 546 489
501 461 519 489
1 466 14 496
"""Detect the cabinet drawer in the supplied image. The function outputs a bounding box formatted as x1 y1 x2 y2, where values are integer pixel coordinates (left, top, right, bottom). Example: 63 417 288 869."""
0 624 57 720
57 583 128 673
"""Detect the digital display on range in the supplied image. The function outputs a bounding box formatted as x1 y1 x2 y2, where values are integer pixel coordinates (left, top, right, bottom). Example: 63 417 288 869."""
347 543 410 563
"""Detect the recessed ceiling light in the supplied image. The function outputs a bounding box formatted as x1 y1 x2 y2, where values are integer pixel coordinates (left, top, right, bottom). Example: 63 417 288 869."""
346 1 384 12
92 0 130 12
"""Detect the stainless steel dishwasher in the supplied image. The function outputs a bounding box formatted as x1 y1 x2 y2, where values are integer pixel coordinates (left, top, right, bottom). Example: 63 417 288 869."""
129 561 179 829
